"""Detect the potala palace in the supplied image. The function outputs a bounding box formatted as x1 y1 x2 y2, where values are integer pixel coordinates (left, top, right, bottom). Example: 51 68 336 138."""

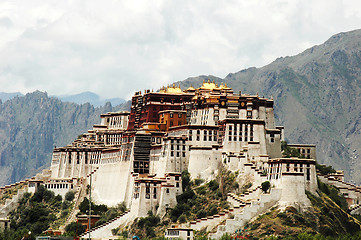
1 81 361 239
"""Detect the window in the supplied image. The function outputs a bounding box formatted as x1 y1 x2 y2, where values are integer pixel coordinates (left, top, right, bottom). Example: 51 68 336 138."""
306 169 310 181
286 163 290 172
177 152 180 157
178 113 182 118
170 113 173 118
182 152 186 157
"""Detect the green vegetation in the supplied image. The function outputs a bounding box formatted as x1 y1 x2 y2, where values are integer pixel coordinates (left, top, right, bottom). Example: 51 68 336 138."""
78 197 108 215
64 191 75 201
317 178 348 211
64 222 86 237
130 211 161 238
0 182 27 205
261 181 271 193
94 202 127 227
242 190 360 239
316 164 336 176
281 141 305 158
169 169 234 223
0 185 74 240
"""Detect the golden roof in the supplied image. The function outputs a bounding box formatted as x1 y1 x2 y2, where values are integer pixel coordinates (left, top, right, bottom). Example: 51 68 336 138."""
159 84 183 94
218 82 231 90
200 79 217 90
186 84 195 91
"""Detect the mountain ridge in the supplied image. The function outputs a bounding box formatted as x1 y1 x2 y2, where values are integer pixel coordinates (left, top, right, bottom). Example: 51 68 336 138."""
0 91 128 185
176 29 361 184
0 91 125 107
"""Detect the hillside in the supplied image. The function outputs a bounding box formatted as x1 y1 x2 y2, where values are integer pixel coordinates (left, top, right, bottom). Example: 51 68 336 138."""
176 29 361 184
0 91 128 186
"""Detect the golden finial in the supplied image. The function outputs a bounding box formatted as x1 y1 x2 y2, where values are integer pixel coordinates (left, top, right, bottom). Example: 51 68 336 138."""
208 78 210 84
225 83 228 88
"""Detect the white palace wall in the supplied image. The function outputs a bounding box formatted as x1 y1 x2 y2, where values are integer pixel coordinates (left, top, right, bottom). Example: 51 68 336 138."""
91 160 132 207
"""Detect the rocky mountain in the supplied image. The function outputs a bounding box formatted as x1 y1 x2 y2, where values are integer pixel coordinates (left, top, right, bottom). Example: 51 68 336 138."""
56 91 125 107
176 29 361 184
0 92 24 102
0 91 128 186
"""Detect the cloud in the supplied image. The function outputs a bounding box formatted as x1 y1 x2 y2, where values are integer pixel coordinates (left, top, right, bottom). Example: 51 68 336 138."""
0 0 361 100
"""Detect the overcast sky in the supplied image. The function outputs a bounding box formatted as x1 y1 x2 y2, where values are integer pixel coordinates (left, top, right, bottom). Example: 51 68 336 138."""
0 0 361 100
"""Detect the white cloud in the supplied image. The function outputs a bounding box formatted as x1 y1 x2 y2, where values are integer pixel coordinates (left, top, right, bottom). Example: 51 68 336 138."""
0 0 361 100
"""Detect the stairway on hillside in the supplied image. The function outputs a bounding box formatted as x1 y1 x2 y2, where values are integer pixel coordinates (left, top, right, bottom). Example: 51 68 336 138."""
0 180 30 218
59 166 99 232
79 210 133 239
210 188 281 239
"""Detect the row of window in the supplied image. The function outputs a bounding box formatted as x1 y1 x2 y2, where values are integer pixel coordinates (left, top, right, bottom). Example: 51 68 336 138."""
45 183 73 189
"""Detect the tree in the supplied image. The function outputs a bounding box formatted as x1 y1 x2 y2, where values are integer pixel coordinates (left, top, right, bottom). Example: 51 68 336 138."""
261 181 271 193
65 191 75 201
181 170 191 191
65 222 86 236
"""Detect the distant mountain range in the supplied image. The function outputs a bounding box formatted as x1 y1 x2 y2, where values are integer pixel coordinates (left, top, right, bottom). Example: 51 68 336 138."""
0 91 125 107
176 29 361 184
0 91 129 186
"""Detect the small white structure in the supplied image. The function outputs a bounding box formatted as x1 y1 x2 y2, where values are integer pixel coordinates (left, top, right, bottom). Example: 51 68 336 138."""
165 226 194 240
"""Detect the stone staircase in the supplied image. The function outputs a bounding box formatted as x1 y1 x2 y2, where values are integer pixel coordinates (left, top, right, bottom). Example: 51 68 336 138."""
79 210 132 239
186 185 263 233
59 166 99 232
0 187 27 218
210 188 282 239
188 205 245 232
